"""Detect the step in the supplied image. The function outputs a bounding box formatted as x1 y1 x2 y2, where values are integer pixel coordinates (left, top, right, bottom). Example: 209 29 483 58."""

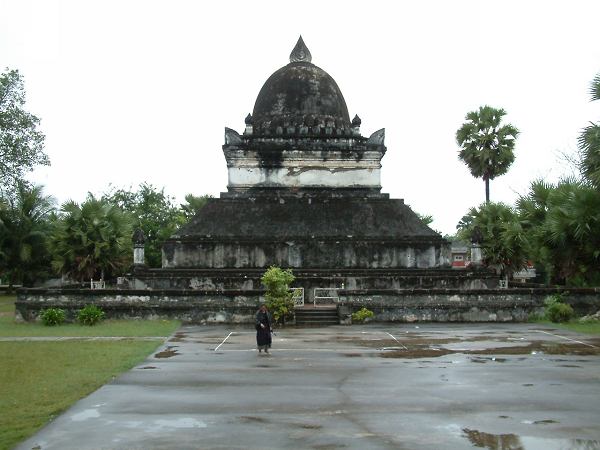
295 320 339 326
295 311 339 317
296 314 338 319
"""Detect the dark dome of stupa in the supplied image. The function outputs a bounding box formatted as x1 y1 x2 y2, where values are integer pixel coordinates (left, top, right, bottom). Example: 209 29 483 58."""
251 36 351 137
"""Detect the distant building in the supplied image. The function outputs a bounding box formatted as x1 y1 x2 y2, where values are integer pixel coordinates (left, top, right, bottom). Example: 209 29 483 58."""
450 241 469 269
512 263 536 283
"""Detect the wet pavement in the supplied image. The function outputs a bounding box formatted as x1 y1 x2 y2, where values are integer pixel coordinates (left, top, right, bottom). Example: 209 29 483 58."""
16 323 600 450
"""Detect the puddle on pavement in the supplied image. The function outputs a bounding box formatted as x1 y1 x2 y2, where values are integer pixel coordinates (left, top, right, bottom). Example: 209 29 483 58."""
169 332 188 343
378 340 600 359
300 423 322 429
470 356 507 363
381 348 454 358
155 346 179 358
70 408 100 421
463 428 600 449
240 416 268 423
522 419 559 425
139 366 157 370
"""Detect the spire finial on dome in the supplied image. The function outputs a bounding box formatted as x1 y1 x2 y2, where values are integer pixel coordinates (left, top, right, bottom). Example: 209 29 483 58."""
289 35 312 63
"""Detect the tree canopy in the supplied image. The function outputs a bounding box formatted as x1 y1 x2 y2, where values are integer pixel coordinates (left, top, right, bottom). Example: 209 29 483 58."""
517 178 600 285
456 105 519 203
49 195 133 281
101 184 211 267
0 183 54 288
456 202 528 277
579 73 600 189
0 69 49 198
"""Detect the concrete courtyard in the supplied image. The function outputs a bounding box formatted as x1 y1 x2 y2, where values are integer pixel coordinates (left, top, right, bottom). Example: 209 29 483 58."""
17 323 600 450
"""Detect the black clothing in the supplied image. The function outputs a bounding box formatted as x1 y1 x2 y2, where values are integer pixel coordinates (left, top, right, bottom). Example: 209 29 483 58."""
255 310 272 349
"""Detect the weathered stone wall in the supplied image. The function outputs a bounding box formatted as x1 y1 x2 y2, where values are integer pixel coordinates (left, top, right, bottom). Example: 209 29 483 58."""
163 240 448 269
133 268 500 299
15 287 599 324
15 289 263 324
224 147 384 190
339 288 600 322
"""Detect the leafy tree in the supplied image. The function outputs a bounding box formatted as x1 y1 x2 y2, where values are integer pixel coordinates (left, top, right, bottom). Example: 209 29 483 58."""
261 266 295 324
102 185 213 267
579 73 600 188
0 69 49 198
457 202 528 277
102 183 183 268
415 212 433 226
456 105 519 203
49 195 132 281
0 183 55 289
180 193 212 221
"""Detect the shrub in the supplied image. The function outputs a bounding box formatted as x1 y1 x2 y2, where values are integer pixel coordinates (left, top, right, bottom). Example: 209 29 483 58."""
352 307 375 323
77 304 105 326
547 302 574 323
544 292 566 308
40 308 65 326
544 293 574 323
261 266 295 324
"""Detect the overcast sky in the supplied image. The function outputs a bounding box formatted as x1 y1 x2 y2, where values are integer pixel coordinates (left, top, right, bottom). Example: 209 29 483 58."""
1 0 599 235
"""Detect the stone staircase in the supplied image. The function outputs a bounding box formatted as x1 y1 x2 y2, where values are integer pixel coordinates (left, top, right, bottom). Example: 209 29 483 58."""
295 307 339 326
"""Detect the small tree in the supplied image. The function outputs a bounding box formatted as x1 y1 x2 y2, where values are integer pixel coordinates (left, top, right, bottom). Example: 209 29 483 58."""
261 266 295 324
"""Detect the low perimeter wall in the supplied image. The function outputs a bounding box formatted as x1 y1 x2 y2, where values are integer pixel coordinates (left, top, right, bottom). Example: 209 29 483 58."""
15 287 600 324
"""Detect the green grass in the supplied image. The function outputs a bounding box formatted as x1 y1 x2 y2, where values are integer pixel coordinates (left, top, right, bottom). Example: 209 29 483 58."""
0 294 181 448
531 318 600 335
0 315 180 337
547 321 600 335
0 295 180 337
0 340 163 450
0 295 15 313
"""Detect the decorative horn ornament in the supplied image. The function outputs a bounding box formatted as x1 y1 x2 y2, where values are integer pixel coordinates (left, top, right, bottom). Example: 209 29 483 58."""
367 128 385 145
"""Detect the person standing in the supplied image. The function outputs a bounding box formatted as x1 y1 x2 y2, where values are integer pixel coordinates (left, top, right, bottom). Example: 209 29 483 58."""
255 304 272 354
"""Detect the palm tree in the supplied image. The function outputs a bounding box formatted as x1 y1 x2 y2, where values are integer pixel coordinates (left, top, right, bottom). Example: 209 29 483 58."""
0 183 55 289
517 178 600 285
456 105 519 203
579 73 600 188
457 202 528 277
49 195 132 281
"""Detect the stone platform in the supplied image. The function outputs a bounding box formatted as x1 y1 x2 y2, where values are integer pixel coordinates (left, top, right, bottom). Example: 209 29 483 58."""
15 286 600 324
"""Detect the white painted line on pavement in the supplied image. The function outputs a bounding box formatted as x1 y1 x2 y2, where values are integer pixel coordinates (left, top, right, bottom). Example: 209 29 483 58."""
535 330 598 348
215 332 234 351
385 332 408 350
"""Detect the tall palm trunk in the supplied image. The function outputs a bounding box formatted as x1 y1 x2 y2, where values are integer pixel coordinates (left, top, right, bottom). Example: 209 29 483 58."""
485 177 490 203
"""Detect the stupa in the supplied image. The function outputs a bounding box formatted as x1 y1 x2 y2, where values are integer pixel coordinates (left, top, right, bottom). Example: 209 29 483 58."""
134 37 496 299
